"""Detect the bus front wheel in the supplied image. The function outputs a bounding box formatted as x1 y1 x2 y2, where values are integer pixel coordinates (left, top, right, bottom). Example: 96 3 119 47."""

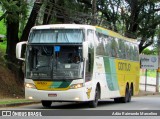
41 101 52 107
89 87 99 108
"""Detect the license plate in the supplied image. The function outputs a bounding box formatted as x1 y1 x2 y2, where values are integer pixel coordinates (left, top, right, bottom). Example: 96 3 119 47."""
48 94 57 97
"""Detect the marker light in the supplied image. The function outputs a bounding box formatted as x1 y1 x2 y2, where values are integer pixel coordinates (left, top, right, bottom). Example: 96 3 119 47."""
70 83 83 89
25 83 36 89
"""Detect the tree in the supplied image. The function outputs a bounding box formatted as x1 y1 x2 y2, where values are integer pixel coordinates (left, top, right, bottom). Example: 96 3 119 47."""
92 0 97 25
0 0 43 81
42 0 55 25
124 0 160 53
20 0 43 42
142 48 157 55
0 0 160 72
0 0 28 81
42 0 89 24
1 0 20 63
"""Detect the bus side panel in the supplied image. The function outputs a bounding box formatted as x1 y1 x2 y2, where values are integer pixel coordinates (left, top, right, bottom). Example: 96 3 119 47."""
103 57 119 91
94 57 121 99
115 59 140 96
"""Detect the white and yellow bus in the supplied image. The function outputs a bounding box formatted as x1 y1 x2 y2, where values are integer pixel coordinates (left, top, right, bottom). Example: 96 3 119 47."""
16 24 140 108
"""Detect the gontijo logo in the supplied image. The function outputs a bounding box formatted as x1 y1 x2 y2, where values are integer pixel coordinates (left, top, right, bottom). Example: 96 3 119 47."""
118 62 131 71
151 57 157 63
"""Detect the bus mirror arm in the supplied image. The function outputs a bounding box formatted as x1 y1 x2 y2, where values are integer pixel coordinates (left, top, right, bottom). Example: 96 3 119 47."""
82 41 88 60
16 41 27 61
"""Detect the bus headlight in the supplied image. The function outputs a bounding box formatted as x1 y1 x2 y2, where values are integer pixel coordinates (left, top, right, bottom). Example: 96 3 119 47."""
70 83 83 89
25 83 36 89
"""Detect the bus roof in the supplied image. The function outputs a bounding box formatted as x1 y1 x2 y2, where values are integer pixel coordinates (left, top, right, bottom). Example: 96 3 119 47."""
31 24 137 43
31 24 95 30
95 26 137 43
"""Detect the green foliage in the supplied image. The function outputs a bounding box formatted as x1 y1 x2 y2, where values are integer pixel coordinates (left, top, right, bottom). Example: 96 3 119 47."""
142 48 157 55
141 69 156 78
1 0 20 23
0 0 28 27
19 1 28 33
0 9 6 54
0 0 28 39
0 11 6 35
0 0 159 55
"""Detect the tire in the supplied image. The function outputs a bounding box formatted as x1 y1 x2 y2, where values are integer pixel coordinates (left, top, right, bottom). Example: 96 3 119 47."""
114 98 120 103
41 101 52 107
89 87 99 108
120 85 129 103
127 88 132 102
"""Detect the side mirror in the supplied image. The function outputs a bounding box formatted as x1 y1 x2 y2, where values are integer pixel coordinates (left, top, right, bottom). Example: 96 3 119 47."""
16 41 27 61
83 41 88 59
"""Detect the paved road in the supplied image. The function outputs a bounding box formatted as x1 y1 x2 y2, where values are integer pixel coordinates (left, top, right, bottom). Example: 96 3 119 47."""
1 95 160 110
1 95 160 119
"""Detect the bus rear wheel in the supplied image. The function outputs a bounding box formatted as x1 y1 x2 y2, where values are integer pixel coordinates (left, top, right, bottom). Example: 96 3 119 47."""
127 88 132 102
89 87 99 108
114 85 132 103
41 101 52 107
121 85 130 103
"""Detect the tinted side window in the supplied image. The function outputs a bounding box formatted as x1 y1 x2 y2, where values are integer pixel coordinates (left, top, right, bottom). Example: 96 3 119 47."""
118 39 126 59
130 44 134 60
104 35 111 56
96 33 105 56
110 38 118 58
125 42 130 60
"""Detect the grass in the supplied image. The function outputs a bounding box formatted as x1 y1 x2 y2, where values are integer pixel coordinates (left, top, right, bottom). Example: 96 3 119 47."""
0 99 33 105
140 69 157 78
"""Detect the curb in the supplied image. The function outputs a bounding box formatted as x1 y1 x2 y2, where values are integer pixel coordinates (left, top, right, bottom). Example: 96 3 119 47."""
136 91 160 97
0 101 40 108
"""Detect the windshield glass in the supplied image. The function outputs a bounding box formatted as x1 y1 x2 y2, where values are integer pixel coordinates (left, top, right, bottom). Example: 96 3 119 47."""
26 45 83 80
28 29 84 43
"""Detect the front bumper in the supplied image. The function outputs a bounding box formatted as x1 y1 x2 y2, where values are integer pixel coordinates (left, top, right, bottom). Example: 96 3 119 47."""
25 88 88 102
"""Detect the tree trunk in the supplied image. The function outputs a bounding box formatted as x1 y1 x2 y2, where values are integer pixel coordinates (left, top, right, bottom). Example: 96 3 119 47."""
20 1 43 41
43 0 55 25
6 14 24 82
55 0 66 23
6 20 19 63
125 0 139 38
92 0 97 25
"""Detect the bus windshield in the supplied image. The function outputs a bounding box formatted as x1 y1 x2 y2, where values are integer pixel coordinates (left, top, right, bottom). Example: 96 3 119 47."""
26 45 83 80
28 29 84 43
